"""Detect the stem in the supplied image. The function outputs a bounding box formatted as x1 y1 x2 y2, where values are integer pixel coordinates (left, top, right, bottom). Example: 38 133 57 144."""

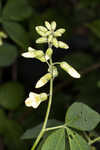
53 62 61 65
31 58 53 150
45 125 65 132
89 137 100 145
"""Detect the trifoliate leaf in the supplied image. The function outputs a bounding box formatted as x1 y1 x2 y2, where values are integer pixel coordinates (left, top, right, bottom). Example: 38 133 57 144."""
65 102 100 131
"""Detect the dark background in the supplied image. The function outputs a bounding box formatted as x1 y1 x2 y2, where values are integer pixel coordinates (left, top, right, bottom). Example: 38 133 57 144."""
0 0 100 149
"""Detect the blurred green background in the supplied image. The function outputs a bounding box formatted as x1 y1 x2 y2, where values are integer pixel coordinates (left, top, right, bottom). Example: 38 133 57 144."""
0 0 100 149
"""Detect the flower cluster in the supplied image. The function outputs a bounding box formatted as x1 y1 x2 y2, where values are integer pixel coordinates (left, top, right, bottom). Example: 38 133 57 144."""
22 21 81 109
35 21 69 49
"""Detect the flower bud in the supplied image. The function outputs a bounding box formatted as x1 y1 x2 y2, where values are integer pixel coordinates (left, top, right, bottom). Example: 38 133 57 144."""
35 73 52 88
60 61 81 78
38 26 48 32
35 26 48 36
51 21 56 31
58 41 69 49
48 66 58 78
45 48 53 60
54 28 65 37
21 47 36 58
52 66 58 78
36 37 47 44
48 34 53 43
35 50 46 62
0 31 7 38
52 38 58 48
45 21 51 30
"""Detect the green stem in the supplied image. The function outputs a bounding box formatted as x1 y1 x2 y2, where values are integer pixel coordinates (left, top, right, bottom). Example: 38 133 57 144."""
89 137 100 145
45 125 65 131
31 58 53 150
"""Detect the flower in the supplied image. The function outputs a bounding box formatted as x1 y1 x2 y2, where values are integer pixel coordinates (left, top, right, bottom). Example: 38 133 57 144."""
21 47 47 62
25 92 48 108
60 61 81 78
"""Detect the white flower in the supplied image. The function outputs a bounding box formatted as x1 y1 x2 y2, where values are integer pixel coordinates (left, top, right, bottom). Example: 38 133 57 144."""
21 47 36 58
25 92 48 108
35 73 52 88
60 61 81 78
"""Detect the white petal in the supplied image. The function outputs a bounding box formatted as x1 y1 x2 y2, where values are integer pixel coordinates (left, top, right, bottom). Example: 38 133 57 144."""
25 98 33 107
31 99 41 108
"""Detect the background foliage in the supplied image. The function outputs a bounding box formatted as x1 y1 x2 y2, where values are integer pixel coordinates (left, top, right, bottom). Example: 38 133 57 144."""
0 0 100 149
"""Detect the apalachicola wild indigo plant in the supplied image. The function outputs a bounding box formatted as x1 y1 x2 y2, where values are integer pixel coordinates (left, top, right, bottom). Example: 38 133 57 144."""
22 21 100 150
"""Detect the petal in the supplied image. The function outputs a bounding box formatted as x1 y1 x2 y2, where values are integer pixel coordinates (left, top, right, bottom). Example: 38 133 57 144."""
29 92 38 98
31 99 41 108
25 98 33 107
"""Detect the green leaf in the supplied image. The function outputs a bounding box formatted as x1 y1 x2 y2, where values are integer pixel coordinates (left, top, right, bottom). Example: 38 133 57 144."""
41 128 65 150
66 127 90 150
0 43 17 67
86 20 100 38
3 0 32 21
4 119 28 150
65 102 100 131
0 109 7 134
2 20 29 48
21 119 63 139
0 82 25 110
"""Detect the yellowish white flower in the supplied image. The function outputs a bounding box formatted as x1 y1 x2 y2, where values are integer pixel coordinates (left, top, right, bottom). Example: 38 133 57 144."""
48 34 53 43
21 47 36 58
45 21 51 30
52 38 58 48
35 73 52 88
52 66 58 78
60 61 81 78
35 26 48 37
21 47 47 62
36 37 47 44
51 21 56 31
58 41 69 49
45 48 53 60
54 28 66 37
48 66 58 78
25 92 48 108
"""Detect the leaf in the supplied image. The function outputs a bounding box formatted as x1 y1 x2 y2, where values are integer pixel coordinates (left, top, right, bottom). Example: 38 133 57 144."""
65 102 100 131
3 0 32 21
4 119 28 150
2 20 29 48
41 128 65 150
66 127 90 150
21 119 63 139
0 82 25 110
0 43 17 67
0 109 7 134
86 20 100 38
